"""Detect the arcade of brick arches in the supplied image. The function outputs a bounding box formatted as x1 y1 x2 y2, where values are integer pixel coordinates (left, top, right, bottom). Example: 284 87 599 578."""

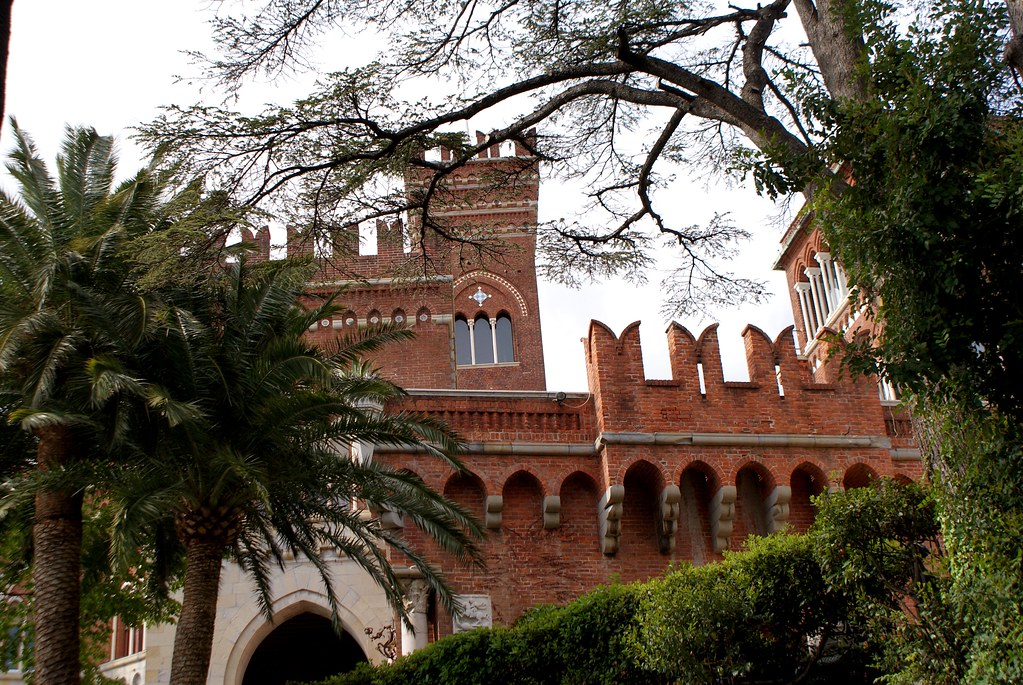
91 142 920 685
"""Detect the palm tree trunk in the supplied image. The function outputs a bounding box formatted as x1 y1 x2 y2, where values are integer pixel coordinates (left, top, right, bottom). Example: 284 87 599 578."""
170 535 226 685
32 425 83 685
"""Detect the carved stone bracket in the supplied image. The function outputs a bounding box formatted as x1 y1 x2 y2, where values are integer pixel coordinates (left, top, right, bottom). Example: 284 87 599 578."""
485 495 503 529
542 495 561 529
400 578 431 655
369 502 404 530
765 485 792 534
403 579 431 615
658 485 682 553
350 439 375 464
452 594 493 633
710 485 737 553
598 485 625 555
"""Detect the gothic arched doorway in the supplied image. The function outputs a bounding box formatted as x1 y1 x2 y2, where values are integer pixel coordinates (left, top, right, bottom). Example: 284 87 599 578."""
241 612 368 685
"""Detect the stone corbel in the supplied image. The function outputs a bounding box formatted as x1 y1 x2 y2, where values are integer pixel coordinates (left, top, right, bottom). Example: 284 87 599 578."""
401 579 430 655
350 440 375 464
765 485 792 534
485 495 503 529
710 485 737 553
598 485 625 555
542 496 561 529
658 485 682 553
369 503 404 530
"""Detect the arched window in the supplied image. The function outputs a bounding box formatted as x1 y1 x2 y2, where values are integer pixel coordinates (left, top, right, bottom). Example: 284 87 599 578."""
454 318 472 365
455 313 515 365
495 315 513 362
474 314 495 364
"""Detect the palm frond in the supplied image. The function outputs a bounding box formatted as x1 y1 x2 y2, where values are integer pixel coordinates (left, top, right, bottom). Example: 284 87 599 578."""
5 120 60 246
56 126 116 240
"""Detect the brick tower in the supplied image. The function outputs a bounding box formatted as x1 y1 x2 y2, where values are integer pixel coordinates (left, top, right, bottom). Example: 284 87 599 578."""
292 134 546 391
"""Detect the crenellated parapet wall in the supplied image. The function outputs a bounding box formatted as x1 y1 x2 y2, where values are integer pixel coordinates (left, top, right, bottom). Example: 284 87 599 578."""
581 318 921 560
586 319 886 436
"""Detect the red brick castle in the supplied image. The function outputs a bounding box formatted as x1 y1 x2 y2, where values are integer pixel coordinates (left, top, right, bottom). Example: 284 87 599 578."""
94 141 921 685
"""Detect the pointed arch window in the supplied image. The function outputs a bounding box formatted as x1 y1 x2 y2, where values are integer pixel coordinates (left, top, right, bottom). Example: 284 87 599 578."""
495 316 513 362
474 314 495 364
455 313 515 365
454 318 472 365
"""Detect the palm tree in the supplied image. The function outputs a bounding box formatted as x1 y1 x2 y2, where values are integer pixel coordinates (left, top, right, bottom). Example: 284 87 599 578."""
0 122 181 684
111 258 484 685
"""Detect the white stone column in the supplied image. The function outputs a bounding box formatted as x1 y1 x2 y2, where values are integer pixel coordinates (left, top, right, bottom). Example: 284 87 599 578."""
804 267 830 327
834 260 850 299
466 319 477 365
794 282 815 345
489 317 498 363
400 579 430 656
815 252 838 311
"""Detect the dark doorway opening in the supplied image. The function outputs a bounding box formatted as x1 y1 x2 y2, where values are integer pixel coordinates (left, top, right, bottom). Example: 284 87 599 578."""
242 612 368 685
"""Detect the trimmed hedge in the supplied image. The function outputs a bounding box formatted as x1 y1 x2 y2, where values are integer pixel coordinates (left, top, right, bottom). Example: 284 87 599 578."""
311 582 660 685
310 533 878 685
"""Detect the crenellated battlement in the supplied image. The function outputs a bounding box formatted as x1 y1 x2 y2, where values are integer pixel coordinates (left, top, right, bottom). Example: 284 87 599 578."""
586 319 885 437
240 139 541 287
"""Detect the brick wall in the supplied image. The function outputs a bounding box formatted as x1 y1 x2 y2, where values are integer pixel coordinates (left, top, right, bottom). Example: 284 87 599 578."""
374 319 922 648
282 156 922 647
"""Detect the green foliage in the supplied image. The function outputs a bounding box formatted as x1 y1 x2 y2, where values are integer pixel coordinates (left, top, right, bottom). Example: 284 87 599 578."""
314 534 881 685
917 401 1023 683
779 2 1023 681
112 257 485 631
812 481 939 604
811 481 966 684
808 0 1023 423
0 496 179 683
638 534 863 684
0 121 215 683
313 583 657 685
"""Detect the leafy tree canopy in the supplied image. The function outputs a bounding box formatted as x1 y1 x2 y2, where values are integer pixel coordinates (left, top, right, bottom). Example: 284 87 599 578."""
135 0 875 315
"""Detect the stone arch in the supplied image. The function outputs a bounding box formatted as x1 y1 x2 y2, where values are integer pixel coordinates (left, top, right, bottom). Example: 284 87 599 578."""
620 460 664 558
452 270 530 316
241 613 367 685
415 306 431 324
733 462 773 542
495 464 548 497
391 308 407 325
224 592 373 685
678 461 716 565
843 462 879 490
790 462 827 533
366 309 382 326
612 454 671 486
893 473 914 485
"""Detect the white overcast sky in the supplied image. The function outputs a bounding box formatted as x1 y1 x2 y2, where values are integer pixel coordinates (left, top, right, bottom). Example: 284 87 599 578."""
2 0 798 392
